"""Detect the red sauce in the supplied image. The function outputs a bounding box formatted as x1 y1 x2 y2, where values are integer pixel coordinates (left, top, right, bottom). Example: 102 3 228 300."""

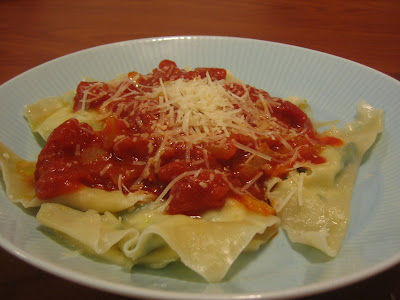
35 59 343 216
167 171 229 215
137 60 226 87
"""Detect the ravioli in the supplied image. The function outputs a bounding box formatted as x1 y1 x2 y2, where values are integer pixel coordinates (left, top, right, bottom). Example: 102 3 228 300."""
0 143 280 282
37 199 279 282
0 60 382 282
269 101 382 256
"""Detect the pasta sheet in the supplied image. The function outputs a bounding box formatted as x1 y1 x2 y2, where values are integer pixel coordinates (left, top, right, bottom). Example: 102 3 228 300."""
0 144 280 282
269 101 383 256
37 199 280 282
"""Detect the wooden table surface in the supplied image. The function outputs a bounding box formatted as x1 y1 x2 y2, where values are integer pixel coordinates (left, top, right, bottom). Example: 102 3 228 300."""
0 0 399 299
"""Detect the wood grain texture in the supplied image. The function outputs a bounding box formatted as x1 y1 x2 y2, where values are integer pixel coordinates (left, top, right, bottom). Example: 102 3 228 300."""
0 0 399 299
1 0 399 84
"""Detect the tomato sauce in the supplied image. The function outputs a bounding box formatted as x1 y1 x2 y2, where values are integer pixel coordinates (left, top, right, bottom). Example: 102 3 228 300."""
34 59 343 216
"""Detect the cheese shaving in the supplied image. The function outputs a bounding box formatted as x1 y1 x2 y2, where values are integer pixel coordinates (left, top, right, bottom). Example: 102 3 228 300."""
241 171 264 191
232 140 271 161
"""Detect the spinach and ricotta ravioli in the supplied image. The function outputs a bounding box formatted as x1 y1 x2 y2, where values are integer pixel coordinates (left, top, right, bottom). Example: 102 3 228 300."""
268 101 382 256
0 60 382 281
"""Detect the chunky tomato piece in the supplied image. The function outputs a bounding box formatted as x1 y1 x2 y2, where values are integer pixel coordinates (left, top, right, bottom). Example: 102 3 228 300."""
73 81 113 111
167 172 229 216
101 117 129 150
35 119 96 199
157 161 193 183
205 141 237 161
159 59 177 70
235 163 262 182
271 100 313 129
35 165 91 199
192 67 226 81
113 136 149 160
81 146 110 163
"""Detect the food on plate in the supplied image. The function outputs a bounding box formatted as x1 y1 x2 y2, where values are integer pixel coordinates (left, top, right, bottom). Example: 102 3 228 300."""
0 60 382 282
